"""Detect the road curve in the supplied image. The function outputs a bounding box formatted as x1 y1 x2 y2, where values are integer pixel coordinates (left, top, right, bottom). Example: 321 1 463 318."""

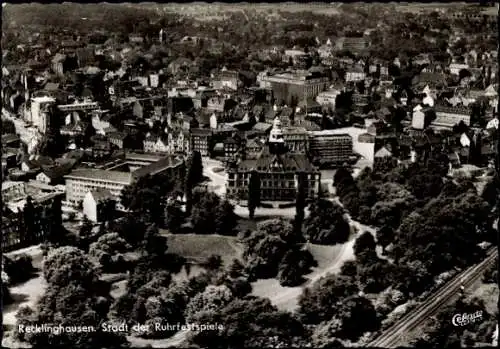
370 248 498 348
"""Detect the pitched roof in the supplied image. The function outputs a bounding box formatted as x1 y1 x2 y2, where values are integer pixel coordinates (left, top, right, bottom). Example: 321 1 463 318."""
40 162 74 181
374 147 392 158
44 82 60 91
238 151 316 172
52 53 67 64
89 189 114 202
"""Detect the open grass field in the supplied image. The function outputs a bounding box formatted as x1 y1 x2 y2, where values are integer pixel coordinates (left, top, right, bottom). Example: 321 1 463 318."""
251 241 354 311
162 232 244 266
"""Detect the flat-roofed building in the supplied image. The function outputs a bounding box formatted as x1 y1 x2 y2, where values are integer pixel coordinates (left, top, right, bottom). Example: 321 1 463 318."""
257 70 330 106
65 152 185 209
308 131 353 166
432 104 471 130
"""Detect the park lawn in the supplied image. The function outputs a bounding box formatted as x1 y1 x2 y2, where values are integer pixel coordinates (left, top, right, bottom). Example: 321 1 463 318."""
251 242 350 312
162 232 244 267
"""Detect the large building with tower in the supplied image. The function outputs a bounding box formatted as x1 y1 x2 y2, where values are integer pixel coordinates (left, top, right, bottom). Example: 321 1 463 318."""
226 117 321 203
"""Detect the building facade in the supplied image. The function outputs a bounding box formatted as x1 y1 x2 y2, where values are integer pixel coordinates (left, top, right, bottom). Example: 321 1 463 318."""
308 131 353 166
191 128 213 156
65 153 185 209
226 117 321 202
283 127 309 153
29 96 56 133
258 71 330 106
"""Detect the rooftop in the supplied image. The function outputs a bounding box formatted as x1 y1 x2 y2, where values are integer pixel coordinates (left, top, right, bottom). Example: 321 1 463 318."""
65 169 132 184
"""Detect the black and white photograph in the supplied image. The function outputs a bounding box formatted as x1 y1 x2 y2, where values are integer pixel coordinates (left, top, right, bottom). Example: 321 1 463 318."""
1 2 499 348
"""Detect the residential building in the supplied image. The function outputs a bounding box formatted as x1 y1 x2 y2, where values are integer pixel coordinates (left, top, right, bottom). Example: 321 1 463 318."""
245 138 265 159
29 96 56 133
108 131 132 149
346 65 366 82
82 189 116 222
224 133 246 163
190 128 213 156
432 104 471 130
283 126 308 153
308 131 353 166
316 88 343 108
35 163 74 185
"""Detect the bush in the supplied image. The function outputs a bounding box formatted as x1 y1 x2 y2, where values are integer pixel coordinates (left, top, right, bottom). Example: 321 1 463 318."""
2 254 35 284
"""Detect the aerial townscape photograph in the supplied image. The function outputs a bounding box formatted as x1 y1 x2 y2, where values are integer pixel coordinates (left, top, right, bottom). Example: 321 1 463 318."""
1 2 499 348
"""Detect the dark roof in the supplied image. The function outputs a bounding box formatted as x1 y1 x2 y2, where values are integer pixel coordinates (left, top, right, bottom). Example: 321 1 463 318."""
40 162 74 181
1 133 20 144
89 189 114 202
191 128 212 136
238 150 316 172
196 111 212 125
107 132 128 141
44 82 60 91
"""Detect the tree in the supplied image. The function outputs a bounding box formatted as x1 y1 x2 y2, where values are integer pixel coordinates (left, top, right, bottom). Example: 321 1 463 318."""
164 199 185 233
294 171 307 236
88 232 131 273
204 254 223 272
243 233 289 280
298 274 359 324
256 218 302 245
2 254 35 284
247 170 261 219
16 246 128 348
336 295 380 340
184 285 234 323
188 150 204 185
189 297 308 348
120 172 180 224
277 248 316 287
191 192 237 235
353 231 376 257
303 199 350 245
141 224 168 258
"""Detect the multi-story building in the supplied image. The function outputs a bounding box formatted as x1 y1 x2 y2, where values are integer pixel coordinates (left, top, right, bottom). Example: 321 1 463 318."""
346 65 366 82
224 134 246 164
213 69 240 91
432 104 471 130
65 152 185 209
316 88 343 108
257 70 330 106
352 92 369 113
58 101 100 113
226 117 321 202
2 191 65 252
191 128 213 156
283 126 309 153
308 131 353 166
29 96 57 133
336 36 370 54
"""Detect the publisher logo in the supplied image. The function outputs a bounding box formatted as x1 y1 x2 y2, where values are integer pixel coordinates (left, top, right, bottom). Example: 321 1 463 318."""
452 311 483 326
